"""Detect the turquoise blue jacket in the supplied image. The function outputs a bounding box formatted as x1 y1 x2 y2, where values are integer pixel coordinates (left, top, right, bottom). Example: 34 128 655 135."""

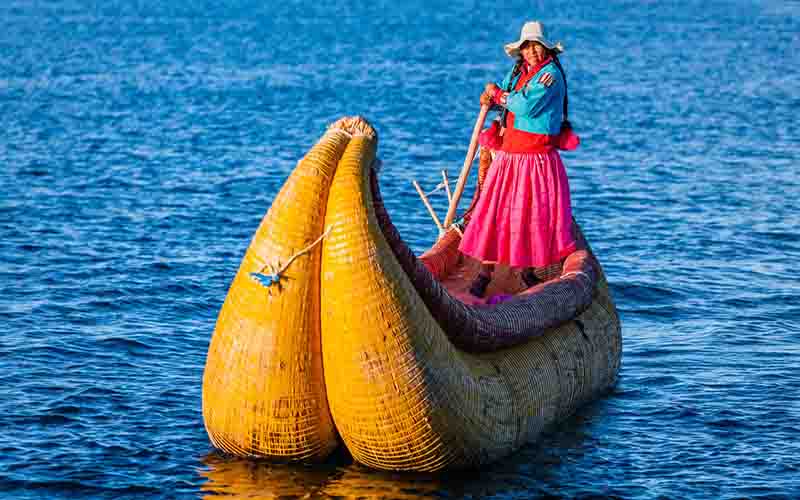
499 60 565 136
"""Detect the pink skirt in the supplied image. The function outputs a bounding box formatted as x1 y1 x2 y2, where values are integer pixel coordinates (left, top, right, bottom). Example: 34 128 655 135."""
459 149 576 268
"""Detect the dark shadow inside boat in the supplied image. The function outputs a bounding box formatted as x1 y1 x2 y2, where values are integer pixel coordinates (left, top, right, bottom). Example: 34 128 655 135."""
370 163 603 353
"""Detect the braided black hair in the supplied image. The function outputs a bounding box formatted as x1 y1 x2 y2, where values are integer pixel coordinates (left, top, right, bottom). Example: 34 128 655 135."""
551 53 572 131
500 58 525 128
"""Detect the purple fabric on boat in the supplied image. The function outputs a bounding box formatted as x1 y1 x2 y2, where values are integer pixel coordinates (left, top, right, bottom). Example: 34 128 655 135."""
487 294 513 305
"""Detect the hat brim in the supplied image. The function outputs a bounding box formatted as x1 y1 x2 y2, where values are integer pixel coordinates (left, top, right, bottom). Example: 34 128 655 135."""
504 38 564 58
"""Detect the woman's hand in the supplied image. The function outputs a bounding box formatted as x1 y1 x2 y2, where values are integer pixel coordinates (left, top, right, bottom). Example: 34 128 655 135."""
481 83 500 106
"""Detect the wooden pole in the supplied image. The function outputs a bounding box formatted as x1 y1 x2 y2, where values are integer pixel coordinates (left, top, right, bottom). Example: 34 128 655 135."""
412 180 444 233
441 170 452 204
443 104 490 229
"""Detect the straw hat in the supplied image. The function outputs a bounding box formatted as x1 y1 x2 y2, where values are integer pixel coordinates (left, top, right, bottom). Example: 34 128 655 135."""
504 21 564 58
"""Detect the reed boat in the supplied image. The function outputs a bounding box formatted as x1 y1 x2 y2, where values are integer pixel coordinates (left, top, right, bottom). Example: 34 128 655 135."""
202 116 622 472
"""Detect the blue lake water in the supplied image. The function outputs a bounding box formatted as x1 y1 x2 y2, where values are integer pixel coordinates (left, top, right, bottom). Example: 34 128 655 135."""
1 0 799 498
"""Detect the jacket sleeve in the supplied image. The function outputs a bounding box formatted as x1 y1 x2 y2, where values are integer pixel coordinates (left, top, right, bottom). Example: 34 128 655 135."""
505 69 559 118
498 68 516 91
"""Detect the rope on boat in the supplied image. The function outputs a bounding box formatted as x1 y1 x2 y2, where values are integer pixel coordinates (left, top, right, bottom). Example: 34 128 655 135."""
449 215 466 236
251 149 376 290
447 218 465 236
250 225 335 288
424 180 449 197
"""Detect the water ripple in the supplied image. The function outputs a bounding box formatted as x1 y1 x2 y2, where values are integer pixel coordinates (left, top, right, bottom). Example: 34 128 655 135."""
1 0 799 499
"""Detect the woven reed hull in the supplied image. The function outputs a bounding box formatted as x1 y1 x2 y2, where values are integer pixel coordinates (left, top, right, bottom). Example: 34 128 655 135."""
202 116 622 471
201 128 350 461
320 122 621 471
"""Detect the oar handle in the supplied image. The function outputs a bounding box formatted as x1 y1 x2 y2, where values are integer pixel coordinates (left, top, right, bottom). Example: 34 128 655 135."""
443 104 490 229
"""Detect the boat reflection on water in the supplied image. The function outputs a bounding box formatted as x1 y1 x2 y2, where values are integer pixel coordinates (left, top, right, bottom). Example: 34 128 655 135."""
198 407 603 499
199 453 333 499
198 452 452 499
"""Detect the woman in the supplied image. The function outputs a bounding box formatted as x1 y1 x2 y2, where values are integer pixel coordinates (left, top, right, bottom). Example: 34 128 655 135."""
459 21 579 298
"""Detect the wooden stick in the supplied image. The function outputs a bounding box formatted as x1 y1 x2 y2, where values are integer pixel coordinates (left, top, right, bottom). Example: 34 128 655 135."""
441 170 452 203
443 104 490 229
413 180 444 233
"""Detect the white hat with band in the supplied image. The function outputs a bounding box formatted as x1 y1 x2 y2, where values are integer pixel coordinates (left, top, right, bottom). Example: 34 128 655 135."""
504 21 564 58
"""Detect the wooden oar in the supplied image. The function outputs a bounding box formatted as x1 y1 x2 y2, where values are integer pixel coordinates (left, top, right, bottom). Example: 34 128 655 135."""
443 104 490 230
